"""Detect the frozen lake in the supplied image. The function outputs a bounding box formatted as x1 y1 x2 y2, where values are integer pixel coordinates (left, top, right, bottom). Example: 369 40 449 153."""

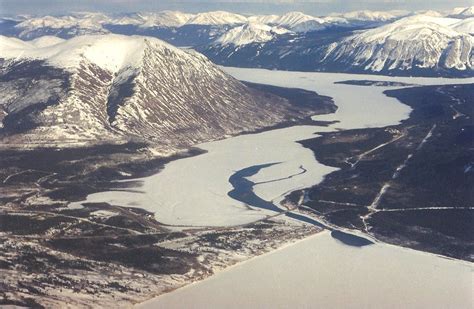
70 68 473 308
69 68 472 227
138 232 472 309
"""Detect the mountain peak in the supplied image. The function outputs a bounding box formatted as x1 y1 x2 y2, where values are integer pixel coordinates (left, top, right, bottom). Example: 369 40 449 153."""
0 34 181 74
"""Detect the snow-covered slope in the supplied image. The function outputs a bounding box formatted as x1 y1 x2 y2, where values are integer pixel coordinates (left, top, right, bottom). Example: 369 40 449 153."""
0 34 315 150
415 10 444 18
247 14 280 25
106 11 194 28
200 14 473 77
107 14 144 26
320 15 473 74
229 12 340 33
291 19 327 33
452 18 474 34
450 6 474 18
137 11 195 28
215 23 290 46
16 12 110 30
10 11 195 39
186 11 247 25
275 10 404 33
273 12 322 28
336 10 407 22
459 6 474 17
27 35 65 47
1 35 146 73
0 9 412 43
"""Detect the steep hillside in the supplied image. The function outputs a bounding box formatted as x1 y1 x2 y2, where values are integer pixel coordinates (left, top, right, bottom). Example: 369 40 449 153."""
0 34 326 152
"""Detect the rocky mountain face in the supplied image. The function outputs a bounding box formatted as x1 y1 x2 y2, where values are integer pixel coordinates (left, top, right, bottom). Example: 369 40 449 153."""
0 34 319 153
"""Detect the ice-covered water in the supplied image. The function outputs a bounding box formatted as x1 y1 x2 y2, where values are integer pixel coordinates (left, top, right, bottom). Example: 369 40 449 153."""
70 68 473 227
138 231 473 309
69 68 473 308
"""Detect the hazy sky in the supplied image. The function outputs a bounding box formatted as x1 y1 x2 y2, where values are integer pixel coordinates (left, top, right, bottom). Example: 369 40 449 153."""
0 0 471 16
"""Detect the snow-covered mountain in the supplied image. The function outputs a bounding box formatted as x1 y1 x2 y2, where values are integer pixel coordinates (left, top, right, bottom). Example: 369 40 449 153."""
449 6 474 19
332 10 408 22
415 10 444 18
200 14 473 77
452 18 474 34
319 15 473 74
108 11 195 28
247 14 280 25
8 11 196 39
289 16 353 33
2 9 473 77
139 11 194 28
0 34 315 150
12 13 110 39
247 12 331 33
215 23 290 46
1 9 407 42
185 11 247 25
290 20 325 33
272 12 322 28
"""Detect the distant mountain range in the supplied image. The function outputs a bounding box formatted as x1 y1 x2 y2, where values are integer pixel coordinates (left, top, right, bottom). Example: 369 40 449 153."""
1 7 473 77
0 34 323 151
201 14 473 77
0 10 409 39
